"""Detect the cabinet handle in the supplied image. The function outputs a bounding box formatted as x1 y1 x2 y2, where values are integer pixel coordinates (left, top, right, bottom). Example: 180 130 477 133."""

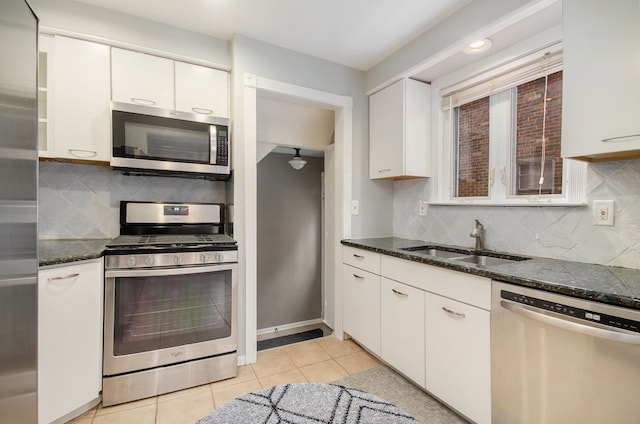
378 169 391 173
601 133 640 143
68 149 97 158
48 273 80 282
192 107 213 115
353 254 364 259
353 274 364 280
392 288 408 297
131 98 156 106
442 306 465 318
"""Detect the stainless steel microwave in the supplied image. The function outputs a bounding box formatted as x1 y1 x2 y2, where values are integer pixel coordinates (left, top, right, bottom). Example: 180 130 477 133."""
110 102 230 180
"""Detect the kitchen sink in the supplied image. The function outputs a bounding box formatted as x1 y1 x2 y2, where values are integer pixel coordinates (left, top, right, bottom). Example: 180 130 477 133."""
452 254 521 267
401 245 531 267
400 246 470 259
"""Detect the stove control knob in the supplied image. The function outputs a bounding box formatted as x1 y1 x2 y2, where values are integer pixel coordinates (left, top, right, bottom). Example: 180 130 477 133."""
216 253 225 262
145 256 154 266
126 256 136 268
200 253 209 263
174 255 183 265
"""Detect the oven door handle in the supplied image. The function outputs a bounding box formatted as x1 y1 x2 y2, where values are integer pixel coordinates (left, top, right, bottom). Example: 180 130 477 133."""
105 263 237 278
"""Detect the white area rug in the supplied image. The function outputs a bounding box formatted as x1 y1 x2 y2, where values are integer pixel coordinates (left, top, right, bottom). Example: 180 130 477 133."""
197 383 417 423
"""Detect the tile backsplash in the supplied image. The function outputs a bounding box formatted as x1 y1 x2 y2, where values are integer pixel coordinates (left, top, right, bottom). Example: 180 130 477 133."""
38 161 226 239
393 159 640 269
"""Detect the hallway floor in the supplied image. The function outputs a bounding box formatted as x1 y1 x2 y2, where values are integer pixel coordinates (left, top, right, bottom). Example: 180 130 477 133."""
69 336 381 424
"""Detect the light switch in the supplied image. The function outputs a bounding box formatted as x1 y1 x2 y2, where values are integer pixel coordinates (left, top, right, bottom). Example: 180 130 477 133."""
418 201 428 216
351 200 359 216
593 200 614 226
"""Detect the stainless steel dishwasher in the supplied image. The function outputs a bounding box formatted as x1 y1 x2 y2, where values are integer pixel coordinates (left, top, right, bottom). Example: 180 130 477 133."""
491 280 640 424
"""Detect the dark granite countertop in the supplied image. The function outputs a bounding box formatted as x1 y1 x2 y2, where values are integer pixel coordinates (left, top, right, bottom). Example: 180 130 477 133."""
342 237 640 311
39 239 112 267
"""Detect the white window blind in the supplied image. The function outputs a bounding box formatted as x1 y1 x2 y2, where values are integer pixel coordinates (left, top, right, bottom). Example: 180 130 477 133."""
440 49 562 110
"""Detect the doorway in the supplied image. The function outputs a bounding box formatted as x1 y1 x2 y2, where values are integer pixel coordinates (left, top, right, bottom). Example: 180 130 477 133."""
241 74 352 364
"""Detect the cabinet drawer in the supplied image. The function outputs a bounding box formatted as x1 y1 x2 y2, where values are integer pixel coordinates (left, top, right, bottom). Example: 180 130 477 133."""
342 246 381 274
381 255 490 310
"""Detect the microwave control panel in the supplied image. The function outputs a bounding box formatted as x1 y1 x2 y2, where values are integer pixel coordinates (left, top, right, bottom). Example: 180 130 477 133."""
216 127 228 166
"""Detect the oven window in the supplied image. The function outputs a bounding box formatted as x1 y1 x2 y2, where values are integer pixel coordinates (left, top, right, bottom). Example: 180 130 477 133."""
113 270 232 356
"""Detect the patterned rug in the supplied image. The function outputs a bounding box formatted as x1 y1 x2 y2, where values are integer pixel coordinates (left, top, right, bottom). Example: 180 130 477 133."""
197 383 418 423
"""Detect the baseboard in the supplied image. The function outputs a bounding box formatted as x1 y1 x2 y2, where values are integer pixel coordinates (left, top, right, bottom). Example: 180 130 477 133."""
256 318 323 336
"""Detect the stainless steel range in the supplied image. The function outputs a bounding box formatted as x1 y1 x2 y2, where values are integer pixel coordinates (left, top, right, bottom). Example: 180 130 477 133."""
102 201 238 406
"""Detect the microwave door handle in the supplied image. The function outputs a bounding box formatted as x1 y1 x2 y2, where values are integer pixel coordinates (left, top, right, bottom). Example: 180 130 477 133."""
210 125 217 165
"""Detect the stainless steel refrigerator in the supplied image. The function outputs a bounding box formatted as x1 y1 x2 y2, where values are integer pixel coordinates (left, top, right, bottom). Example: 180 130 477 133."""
0 1 39 422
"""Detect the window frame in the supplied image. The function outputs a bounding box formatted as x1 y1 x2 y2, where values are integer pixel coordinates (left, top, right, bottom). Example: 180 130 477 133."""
430 44 587 207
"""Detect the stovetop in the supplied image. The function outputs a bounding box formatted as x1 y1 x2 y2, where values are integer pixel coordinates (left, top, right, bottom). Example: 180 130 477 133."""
106 233 237 249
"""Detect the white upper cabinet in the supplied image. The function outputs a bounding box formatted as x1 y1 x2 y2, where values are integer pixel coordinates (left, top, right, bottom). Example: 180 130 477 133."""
111 48 230 118
53 36 111 162
111 48 174 110
369 78 431 179
562 0 640 160
175 62 229 118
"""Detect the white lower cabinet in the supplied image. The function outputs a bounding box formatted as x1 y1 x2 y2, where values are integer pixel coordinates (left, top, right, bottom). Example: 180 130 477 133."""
342 263 381 355
425 292 491 424
38 259 103 424
380 278 425 387
342 246 492 424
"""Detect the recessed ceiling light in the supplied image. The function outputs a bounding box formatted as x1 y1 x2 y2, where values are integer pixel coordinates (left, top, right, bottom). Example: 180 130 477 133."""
464 38 493 55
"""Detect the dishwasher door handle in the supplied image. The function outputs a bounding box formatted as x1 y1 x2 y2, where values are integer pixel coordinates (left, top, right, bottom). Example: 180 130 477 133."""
501 300 640 345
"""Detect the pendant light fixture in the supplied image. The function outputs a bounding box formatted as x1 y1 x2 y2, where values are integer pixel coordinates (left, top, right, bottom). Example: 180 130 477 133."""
288 148 307 170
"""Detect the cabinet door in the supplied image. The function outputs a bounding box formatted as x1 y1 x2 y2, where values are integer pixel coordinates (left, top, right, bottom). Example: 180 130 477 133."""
38 259 103 424
562 0 640 160
53 36 111 161
369 79 404 179
175 62 229 118
369 79 430 180
380 278 425 387
342 264 380 355
111 47 174 109
38 34 55 158
425 292 491 424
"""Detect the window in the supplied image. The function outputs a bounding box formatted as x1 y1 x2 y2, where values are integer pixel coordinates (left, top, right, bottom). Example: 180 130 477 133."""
438 49 586 205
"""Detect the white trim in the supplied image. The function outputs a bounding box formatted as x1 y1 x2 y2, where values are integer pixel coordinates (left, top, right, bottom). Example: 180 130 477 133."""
256 318 324 336
243 74 352 364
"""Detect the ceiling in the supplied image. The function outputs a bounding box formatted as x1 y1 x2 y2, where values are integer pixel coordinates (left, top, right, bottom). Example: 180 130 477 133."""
74 0 472 71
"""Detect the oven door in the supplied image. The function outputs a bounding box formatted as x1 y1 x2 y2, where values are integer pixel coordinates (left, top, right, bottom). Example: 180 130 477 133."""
103 263 237 376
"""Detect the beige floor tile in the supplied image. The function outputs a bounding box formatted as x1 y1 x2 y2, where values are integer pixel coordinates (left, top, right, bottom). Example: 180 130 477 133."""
157 382 212 403
259 368 308 388
335 351 381 375
68 406 97 421
209 364 258 390
212 379 262 408
284 340 331 367
95 397 156 416
251 348 297 378
316 336 363 358
156 391 215 424
92 404 156 424
299 359 349 383
67 419 92 424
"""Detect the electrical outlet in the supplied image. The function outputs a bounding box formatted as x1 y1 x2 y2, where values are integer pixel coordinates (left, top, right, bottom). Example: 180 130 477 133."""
593 200 614 226
351 200 359 216
418 201 428 216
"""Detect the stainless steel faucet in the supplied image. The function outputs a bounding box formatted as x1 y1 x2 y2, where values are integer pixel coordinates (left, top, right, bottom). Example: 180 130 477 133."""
469 219 485 251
